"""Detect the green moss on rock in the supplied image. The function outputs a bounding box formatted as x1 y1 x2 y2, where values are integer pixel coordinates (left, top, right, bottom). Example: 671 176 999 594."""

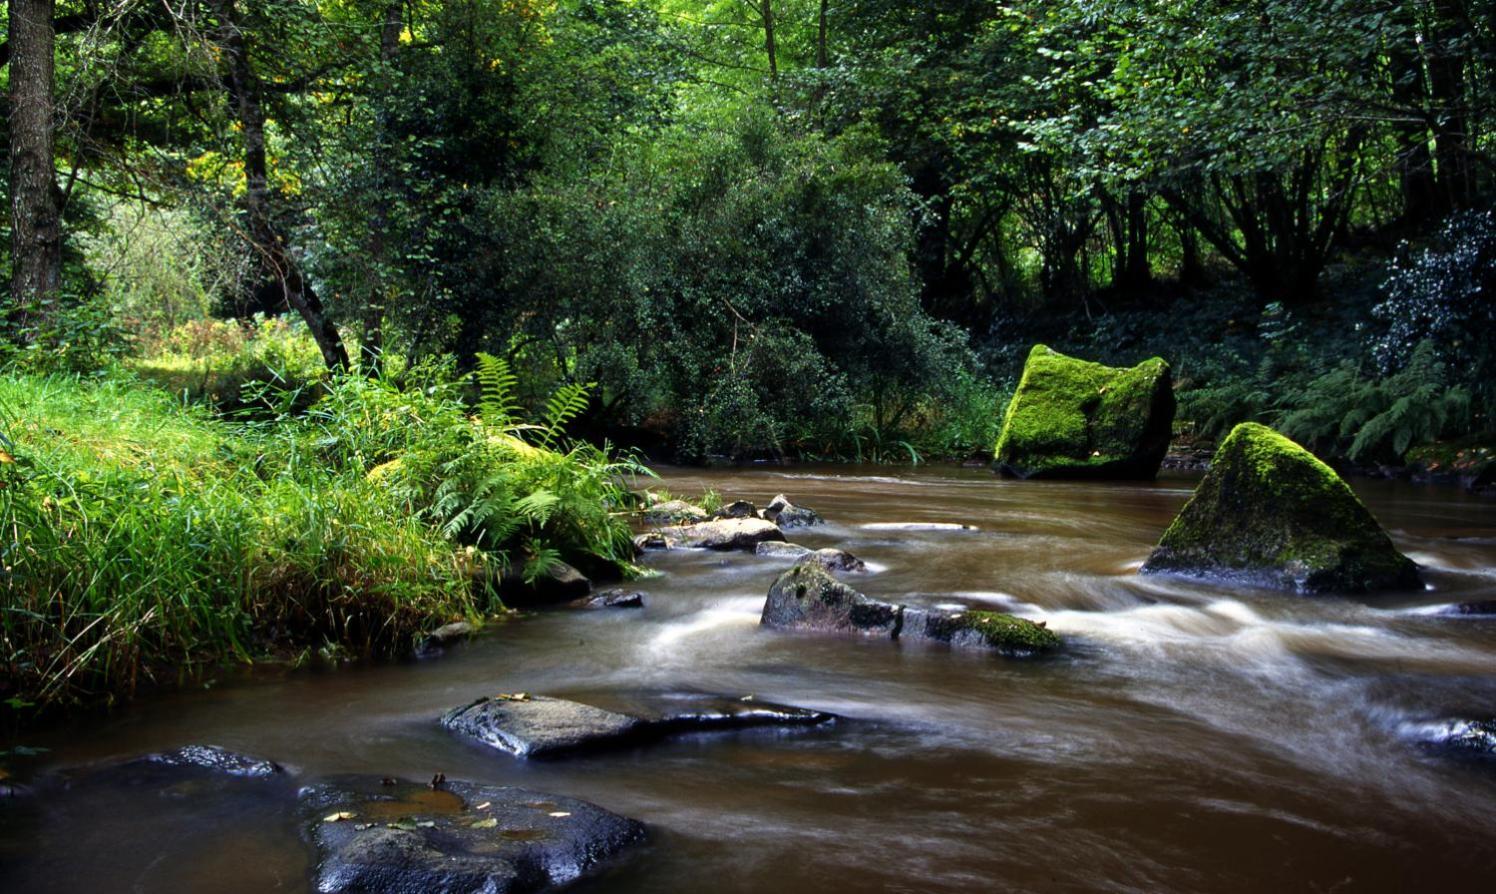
1141 422 1421 593
994 344 1174 479
953 611 1061 655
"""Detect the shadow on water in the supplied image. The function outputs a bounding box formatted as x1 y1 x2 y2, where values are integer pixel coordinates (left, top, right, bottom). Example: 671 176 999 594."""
4 465 1496 891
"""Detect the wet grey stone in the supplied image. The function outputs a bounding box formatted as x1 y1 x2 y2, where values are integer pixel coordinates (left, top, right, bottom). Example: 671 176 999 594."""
754 542 866 573
416 621 476 657
714 500 759 519
145 745 282 778
761 562 900 636
755 541 813 560
301 776 644 894
444 696 643 759
584 589 645 609
764 494 823 528
762 563 1060 656
442 692 832 760
655 518 786 551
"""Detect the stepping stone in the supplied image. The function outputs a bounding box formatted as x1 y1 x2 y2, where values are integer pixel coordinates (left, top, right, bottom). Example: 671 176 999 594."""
441 692 833 759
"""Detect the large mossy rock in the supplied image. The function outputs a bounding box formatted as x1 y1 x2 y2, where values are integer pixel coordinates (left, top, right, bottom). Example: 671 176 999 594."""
994 344 1174 479
1141 423 1421 593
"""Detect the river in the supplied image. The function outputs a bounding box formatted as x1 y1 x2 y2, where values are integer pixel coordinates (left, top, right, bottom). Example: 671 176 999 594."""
4 465 1496 892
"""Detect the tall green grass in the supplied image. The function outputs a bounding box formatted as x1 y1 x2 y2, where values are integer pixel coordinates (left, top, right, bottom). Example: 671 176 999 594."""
0 366 646 714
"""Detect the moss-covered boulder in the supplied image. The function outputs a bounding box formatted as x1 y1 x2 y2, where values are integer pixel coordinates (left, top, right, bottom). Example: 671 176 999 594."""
1141 423 1421 593
994 344 1174 479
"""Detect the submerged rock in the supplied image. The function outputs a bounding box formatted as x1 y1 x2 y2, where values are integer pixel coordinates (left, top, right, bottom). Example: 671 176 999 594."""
144 745 283 778
301 776 644 894
441 692 832 760
1413 719 1496 760
1141 423 1422 593
583 589 645 609
1441 600 1496 617
763 494 823 528
416 621 477 658
994 344 1174 480
753 542 866 572
632 532 669 552
761 563 1058 656
655 518 786 551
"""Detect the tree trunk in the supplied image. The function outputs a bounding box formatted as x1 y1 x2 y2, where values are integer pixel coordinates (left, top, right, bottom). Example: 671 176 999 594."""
761 0 777 80
211 0 349 371
1427 0 1474 210
816 0 828 68
8 0 62 339
361 0 403 378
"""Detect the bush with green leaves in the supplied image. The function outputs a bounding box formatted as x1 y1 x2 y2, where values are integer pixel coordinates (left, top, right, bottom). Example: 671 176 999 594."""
1376 208 1496 429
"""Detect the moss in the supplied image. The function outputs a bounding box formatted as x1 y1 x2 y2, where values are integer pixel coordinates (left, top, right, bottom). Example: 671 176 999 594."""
954 610 1062 654
994 344 1174 479
1143 422 1421 593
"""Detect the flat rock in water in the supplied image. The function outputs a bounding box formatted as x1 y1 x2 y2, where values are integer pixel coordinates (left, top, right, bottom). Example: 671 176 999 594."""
443 696 644 759
755 541 813 560
1141 422 1421 593
655 518 786 551
761 562 1060 657
301 776 644 894
442 692 832 760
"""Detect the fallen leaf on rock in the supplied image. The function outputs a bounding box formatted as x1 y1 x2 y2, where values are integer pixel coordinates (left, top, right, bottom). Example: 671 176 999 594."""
323 812 356 823
471 818 499 829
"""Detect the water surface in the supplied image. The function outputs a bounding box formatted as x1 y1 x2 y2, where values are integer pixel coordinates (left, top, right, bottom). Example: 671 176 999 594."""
5 466 1496 892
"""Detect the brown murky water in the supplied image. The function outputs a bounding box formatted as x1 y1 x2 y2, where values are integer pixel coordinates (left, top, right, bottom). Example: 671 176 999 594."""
4 466 1496 892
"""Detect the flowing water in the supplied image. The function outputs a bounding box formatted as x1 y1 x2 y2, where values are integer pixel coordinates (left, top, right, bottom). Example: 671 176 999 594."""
5 466 1496 892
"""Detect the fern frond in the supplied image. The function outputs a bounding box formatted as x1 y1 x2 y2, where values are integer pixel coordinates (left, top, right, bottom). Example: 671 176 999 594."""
474 352 522 428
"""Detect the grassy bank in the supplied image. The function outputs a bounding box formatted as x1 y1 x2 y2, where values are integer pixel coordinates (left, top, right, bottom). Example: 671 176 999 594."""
0 367 645 715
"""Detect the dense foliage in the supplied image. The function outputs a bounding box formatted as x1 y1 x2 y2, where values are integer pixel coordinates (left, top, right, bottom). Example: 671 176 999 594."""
3 0 1491 461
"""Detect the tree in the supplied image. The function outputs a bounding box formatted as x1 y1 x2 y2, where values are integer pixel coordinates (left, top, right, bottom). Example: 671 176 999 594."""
206 0 349 371
8 0 62 338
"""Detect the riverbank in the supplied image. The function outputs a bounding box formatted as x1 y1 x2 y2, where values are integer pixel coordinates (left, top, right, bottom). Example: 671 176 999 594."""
0 370 642 717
